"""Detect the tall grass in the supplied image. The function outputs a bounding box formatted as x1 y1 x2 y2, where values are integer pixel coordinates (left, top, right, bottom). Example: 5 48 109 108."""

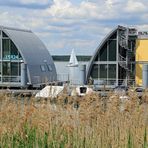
0 90 148 147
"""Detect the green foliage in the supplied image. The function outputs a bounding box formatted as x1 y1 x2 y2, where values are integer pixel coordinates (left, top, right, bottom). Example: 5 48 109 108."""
127 131 133 148
143 127 147 148
0 92 148 148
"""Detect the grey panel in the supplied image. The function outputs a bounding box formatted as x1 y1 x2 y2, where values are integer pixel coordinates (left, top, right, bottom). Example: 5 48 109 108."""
2 26 56 85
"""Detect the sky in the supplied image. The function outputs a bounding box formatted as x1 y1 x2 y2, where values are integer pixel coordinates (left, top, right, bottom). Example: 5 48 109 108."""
0 0 148 55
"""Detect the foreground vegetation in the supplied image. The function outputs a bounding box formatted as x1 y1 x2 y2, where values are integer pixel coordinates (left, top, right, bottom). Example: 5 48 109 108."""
0 90 148 148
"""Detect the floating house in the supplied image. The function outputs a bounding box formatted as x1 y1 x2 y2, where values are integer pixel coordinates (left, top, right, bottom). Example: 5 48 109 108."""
0 26 56 88
86 25 148 88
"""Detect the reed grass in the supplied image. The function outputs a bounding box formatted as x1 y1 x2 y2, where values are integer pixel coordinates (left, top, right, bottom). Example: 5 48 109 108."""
0 90 148 148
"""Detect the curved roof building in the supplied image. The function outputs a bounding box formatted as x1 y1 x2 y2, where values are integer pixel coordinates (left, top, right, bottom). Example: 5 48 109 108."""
0 26 56 88
86 26 137 88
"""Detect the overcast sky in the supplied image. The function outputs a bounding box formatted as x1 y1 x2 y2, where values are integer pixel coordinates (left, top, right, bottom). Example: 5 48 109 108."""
0 0 148 55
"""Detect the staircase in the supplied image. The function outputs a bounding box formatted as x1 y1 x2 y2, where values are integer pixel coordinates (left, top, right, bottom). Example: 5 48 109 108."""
118 26 137 85
118 54 127 69
118 26 137 84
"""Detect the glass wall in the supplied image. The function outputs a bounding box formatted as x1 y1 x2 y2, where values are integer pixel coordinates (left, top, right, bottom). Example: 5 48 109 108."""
100 44 107 61
0 31 23 83
108 64 116 79
100 64 107 79
0 36 1 59
88 28 137 86
90 64 98 79
2 39 10 60
99 38 117 61
90 32 117 85
108 40 116 61
90 64 116 85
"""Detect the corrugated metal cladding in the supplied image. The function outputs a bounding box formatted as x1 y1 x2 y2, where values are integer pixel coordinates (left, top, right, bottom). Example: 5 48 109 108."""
1 26 57 86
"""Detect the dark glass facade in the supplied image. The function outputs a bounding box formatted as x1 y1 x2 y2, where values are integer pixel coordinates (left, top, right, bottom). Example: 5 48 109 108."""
0 31 23 83
90 32 117 85
88 26 137 86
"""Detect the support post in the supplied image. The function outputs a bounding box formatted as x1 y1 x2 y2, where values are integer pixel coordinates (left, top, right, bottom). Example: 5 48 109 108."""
79 65 86 85
21 63 27 87
142 64 148 89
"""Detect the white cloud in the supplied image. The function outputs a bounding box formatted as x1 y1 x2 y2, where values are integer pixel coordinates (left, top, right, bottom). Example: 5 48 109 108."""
137 24 148 31
125 0 147 13
44 0 131 20
0 0 148 55
45 0 109 19
19 0 49 4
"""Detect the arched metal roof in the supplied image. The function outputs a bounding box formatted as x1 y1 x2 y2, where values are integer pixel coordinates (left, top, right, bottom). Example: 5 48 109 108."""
86 27 118 81
1 26 57 85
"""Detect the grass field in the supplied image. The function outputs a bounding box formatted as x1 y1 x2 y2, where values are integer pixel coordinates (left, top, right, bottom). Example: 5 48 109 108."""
0 90 148 148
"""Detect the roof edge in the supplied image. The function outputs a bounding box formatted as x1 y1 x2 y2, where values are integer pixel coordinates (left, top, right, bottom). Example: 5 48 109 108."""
0 25 32 33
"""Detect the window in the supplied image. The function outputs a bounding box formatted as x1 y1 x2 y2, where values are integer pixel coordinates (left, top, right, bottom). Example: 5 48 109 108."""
40 65 46 72
100 44 107 61
94 55 98 61
3 62 11 75
108 40 116 61
108 64 116 78
0 39 1 59
11 41 19 60
11 63 19 76
2 39 22 61
110 33 117 39
47 64 52 71
19 53 23 60
90 64 98 79
2 39 10 60
0 33 23 83
100 64 107 79
0 62 1 75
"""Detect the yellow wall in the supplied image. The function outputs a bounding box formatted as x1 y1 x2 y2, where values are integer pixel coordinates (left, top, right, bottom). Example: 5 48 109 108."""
136 39 148 86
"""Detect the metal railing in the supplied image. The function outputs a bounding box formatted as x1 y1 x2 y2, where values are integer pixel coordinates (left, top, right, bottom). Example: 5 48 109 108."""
118 54 127 69
1 76 21 83
93 78 135 87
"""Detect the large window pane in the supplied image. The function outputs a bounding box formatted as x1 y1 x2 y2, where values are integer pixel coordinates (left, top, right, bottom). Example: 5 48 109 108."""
110 33 117 39
100 64 107 78
94 55 98 61
11 63 19 76
3 62 11 75
2 39 22 61
2 39 10 60
90 64 98 79
108 40 116 61
19 52 23 60
0 62 1 75
1 36 22 83
108 64 116 78
11 41 19 60
0 39 1 59
100 44 107 61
